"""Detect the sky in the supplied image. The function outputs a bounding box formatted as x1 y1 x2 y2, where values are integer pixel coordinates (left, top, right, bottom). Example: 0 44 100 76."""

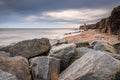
0 0 120 28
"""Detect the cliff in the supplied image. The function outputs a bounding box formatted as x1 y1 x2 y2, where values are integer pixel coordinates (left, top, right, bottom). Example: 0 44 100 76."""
80 6 120 35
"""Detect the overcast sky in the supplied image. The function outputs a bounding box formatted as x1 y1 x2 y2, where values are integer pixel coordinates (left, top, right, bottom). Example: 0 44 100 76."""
0 0 120 28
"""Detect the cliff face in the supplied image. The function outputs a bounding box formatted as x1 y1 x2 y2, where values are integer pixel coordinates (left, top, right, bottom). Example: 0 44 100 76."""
80 6 120 35
109 6 120 35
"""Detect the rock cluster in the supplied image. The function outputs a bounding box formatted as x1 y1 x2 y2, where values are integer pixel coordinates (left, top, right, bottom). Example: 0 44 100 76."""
0 37 120 80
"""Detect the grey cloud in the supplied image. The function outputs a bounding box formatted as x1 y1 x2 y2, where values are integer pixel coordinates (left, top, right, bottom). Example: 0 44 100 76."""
0 0 119 15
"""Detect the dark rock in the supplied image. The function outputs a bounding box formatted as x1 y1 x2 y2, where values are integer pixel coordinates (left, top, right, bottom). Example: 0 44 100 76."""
0 38 51 59
59 50 120 80
29 56 60 80
109 6 120 35
0 51 10 57
0 70 17 80
0 56 31 80
49 43 76 72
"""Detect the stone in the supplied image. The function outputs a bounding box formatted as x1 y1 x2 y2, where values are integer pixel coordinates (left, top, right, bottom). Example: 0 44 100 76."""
70 47 94 64
29 56 60 80
0 70 17 80
75 41 89 48
0 38 51 58
0 56 31 80
49 43 76 71
113 42 120 54
50 39 68 46
0 51 10 57
59 50 120 80
90 41 116 54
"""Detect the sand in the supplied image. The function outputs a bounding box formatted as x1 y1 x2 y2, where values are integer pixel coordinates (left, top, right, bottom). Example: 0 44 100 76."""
64 29 119 44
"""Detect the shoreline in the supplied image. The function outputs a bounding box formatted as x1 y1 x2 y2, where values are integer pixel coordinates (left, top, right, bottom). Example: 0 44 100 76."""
64 29 119 44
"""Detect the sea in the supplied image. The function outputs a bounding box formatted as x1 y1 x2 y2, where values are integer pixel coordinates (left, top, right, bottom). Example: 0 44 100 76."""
0 28 80 46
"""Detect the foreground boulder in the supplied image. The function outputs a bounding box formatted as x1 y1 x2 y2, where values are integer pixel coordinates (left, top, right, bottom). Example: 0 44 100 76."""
0 70 17 80
0 56 31 80
90 41 116 54
29 56 60 80
59 50 120 80
49 43 76 71
0 38 51 58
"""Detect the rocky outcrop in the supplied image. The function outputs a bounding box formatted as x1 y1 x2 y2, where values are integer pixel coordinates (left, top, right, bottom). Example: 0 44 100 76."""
80 23 97 30
0 38 51 59
79 6 120 35
49 43 76 71
0 56 31 80
0 70 18 80
59 50 120 80
109 6 120 35
29 56 60 80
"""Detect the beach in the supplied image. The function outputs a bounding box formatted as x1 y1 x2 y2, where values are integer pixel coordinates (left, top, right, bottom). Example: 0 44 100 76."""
64 29 119 44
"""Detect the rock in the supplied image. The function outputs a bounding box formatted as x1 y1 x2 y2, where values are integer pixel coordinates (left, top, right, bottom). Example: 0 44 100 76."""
0 51 10 57
49 43 76 71
0 38 51 58
109 6 120 35
113 42 120 54
59 50 120 80
0 70 17 80
0 56 31 80
50 39 68 46
70 47 94 64
29 56 60 80
90 41 116 54
75 41 89 48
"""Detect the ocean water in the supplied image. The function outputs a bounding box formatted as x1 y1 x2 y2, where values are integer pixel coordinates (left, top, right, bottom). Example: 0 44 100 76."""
0 28 80 46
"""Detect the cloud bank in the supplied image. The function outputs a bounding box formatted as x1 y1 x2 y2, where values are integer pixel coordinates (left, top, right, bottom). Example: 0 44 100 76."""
0 0 119 28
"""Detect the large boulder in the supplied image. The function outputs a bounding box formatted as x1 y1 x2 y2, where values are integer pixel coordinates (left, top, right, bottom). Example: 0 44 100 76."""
49 43 76 71
90 41 116 54
29 56 60 80
0 56 31 80
0 70 17 80
0 38 51 58
59 50 120 80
